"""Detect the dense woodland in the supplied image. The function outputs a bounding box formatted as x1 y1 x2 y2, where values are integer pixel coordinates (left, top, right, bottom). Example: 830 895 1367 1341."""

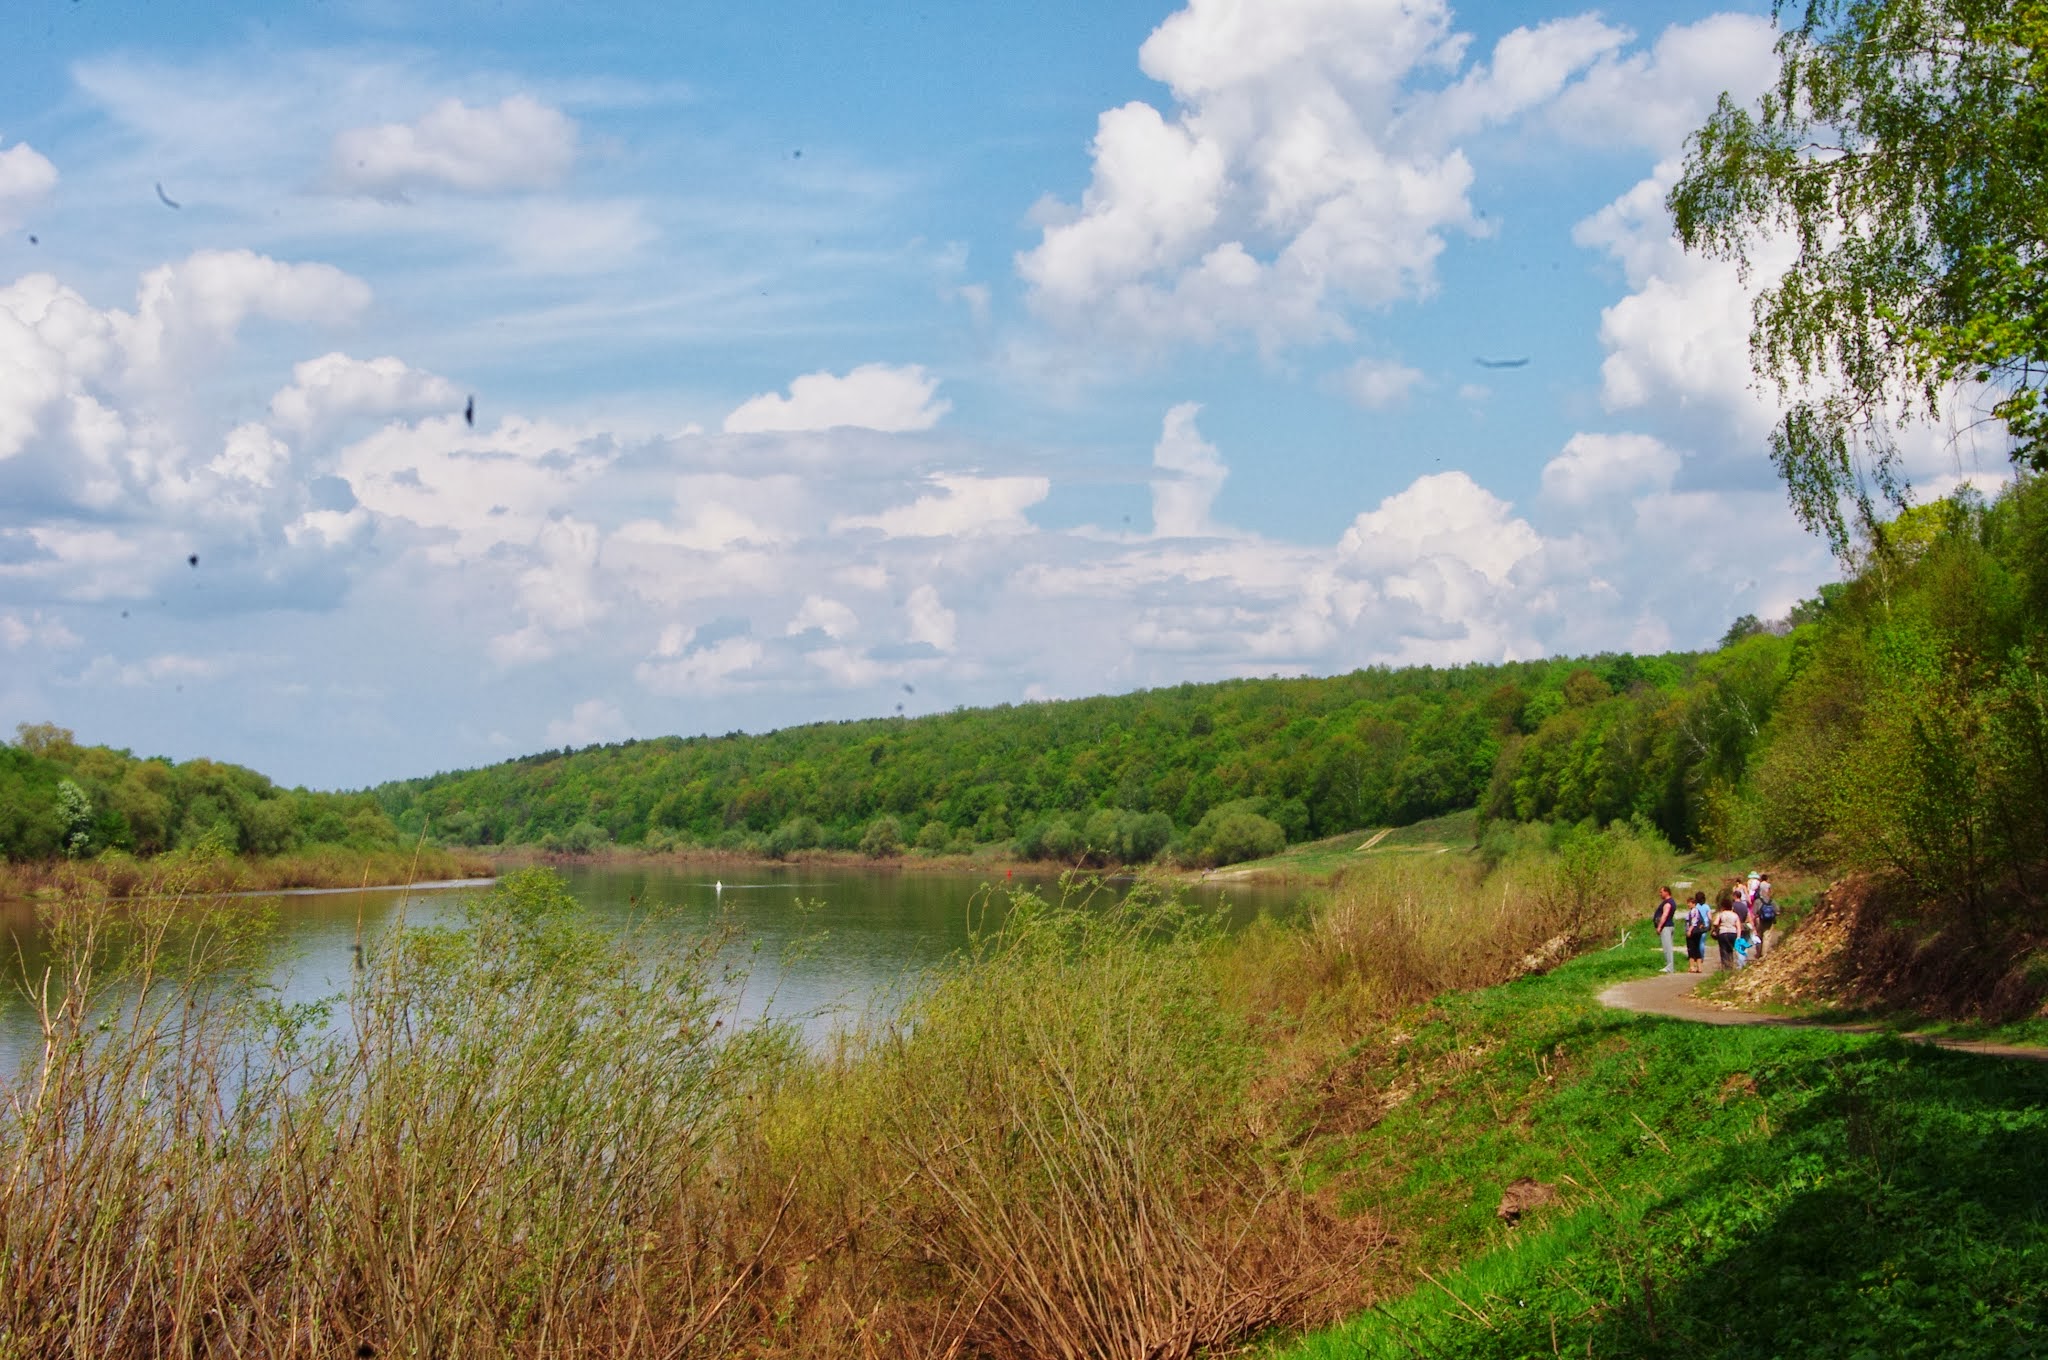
368 653 1703 863
0 725 400 862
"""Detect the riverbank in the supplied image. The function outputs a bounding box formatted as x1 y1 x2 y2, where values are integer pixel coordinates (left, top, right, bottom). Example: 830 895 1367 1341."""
8 828 2041 1357
0 825 1670 1358
476 807 1488 888
0 842 497 901
1267 938 2048 1359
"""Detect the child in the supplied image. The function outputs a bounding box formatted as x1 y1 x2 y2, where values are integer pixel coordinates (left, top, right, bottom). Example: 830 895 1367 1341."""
1733 929 1752 969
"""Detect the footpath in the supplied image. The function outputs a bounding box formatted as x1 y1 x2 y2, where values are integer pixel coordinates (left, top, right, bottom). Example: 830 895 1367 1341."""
1599 967 2048 1063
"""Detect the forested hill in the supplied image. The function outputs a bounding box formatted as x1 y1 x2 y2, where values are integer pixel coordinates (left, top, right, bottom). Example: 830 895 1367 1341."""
372 653 1709 858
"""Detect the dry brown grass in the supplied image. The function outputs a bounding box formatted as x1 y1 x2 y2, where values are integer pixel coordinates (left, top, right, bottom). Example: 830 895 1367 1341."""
0 835 1667 1358
0 843 493 901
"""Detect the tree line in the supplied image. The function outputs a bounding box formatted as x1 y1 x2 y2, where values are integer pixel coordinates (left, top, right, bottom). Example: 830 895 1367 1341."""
0 724 400 862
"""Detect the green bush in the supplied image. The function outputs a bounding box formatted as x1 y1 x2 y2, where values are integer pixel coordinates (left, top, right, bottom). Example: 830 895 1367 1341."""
858 815 903 858
1186 800 1286 867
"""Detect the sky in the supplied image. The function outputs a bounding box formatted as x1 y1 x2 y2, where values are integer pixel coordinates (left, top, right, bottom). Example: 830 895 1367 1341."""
0 0 2009 790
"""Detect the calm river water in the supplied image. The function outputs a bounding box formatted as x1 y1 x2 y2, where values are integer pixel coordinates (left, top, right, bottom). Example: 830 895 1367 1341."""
0 863 1303 1067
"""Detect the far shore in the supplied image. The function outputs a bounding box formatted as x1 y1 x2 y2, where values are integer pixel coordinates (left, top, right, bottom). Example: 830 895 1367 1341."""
480 842 1336 888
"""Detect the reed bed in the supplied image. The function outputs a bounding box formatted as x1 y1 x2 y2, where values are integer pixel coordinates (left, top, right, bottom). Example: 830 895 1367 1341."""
0 843 494 902
0 829 1669 1359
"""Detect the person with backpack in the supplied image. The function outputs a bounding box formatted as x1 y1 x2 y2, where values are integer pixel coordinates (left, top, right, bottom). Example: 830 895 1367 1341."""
1754 875 1779 958
1653 886 1679 973
1685 891 1710 973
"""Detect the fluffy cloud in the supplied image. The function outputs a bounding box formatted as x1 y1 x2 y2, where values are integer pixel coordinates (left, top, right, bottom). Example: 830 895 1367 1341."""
269 352 462 435
636 633 767 697
904 584 956 652
1339 471 1542 586
0 252 374 596
724 364 950 434
1541 432 1681 506
786 595 858 639
1150 402 1227 536
1545 13 1780 154
0 136 58 228
328 95 578 196
1017 0 1643 348
834 473 1047 539
1422 14 1630 139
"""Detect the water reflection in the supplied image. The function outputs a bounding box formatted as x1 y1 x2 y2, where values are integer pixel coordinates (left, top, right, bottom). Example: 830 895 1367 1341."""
0 863 1301 1070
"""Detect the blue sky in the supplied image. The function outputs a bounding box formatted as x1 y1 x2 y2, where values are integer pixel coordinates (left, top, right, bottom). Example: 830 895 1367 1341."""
0 0 2003 789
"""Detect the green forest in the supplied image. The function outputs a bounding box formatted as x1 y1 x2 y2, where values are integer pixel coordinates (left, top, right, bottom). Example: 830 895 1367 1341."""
0 724 401 863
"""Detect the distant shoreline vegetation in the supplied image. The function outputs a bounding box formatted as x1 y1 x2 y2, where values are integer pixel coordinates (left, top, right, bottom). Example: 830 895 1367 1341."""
367 644 1790 871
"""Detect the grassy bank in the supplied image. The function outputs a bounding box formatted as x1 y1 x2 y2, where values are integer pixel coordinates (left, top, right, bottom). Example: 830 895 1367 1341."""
0 842 495 900
1267 945 2048 1359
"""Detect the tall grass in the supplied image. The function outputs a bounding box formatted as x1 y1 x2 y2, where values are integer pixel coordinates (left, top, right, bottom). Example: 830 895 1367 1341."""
748 883 1378 1358
1 831 1670 1358
1230 822 1673 1027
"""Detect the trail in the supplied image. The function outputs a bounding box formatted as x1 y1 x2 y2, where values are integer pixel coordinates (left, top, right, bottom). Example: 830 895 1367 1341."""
1598 970 2048 1063
1356 828 1392 852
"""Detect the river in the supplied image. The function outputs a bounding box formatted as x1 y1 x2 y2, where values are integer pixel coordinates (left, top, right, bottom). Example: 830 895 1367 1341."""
0 862 1305 1067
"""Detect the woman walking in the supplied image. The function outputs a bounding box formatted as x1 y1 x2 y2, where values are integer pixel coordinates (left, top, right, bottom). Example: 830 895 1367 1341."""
1685 891 1710 973
1653 886 1679 973
1713 891 1743 971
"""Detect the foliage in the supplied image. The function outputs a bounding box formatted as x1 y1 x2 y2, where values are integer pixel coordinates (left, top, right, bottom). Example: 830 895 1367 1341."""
857 814 903 858
1747 476 2048 924
1671 0 2048 550
1483 634 1803 851
0 723 405 863
1186 799 1288 867
375 657 1694 859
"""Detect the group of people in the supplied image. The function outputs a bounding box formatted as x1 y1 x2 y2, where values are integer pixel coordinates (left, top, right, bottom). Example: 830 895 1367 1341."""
1651 870 1777 974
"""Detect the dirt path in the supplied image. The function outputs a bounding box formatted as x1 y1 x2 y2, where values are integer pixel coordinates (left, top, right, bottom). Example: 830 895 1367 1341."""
1598 971 2048 1063
1356 828 1393 852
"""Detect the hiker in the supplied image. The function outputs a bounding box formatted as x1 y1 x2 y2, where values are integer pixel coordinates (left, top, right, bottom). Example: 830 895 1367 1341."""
1753 874 1778 958
1653 886 1678 973
1684 891 1710 973
1713 892 1743 971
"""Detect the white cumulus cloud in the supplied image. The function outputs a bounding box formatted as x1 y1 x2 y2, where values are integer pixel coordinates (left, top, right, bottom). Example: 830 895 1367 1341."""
328 95 578 196
1151 402 1227 537
0 135 58 228
724 363 950 434
905 584 957 652
1018 0 1639 349
834 473 1048 539
1541 432 1682 506
269 352 462 434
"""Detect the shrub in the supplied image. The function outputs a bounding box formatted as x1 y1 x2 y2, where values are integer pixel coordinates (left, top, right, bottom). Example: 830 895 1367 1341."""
1186 800 1286 867
767 815 822 859
859 815 903 859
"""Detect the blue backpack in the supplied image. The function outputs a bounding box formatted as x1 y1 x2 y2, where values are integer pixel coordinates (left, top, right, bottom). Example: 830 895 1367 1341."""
1758 897 1778 927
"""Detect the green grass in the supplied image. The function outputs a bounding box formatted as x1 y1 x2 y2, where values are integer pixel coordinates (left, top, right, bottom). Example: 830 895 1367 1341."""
1265 943 2048 1359
1215 810 1481 880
